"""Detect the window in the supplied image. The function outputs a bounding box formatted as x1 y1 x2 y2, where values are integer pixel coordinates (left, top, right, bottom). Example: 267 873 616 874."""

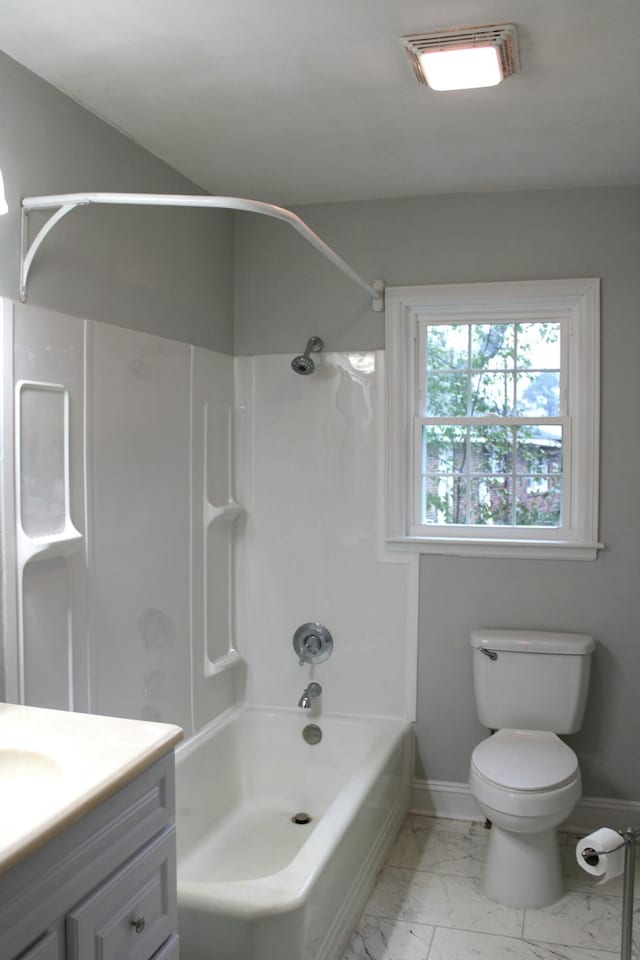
385 280 601 559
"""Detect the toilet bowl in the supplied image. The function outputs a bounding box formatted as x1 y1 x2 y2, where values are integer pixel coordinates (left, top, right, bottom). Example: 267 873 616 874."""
470 729 581 907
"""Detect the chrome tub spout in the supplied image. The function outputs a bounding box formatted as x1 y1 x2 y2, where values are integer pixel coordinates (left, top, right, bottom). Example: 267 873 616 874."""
298 682 322 709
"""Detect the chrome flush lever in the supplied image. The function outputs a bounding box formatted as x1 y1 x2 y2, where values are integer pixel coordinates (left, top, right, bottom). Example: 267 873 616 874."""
481 648 498 661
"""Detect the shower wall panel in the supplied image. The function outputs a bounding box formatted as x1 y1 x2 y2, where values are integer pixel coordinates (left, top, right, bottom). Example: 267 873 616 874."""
0 303 15 701
2 302 238 736
11 303 87 710
190 346 244 730
87 323 192 729
235 352 417 719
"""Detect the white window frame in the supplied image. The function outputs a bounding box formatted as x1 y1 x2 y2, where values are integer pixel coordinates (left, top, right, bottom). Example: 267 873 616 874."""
385 279 602 560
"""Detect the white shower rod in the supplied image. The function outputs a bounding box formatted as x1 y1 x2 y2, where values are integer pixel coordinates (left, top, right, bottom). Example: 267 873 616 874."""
19 192 384 309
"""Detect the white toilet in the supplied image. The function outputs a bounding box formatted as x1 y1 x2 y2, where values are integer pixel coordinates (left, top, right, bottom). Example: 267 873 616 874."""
469 629 594 909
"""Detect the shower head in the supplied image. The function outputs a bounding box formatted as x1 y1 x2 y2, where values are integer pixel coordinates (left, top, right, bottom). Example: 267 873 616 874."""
291 336 323 375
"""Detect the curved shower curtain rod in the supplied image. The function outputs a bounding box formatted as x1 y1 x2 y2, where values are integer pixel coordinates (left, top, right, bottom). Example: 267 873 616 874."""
19 192 385 310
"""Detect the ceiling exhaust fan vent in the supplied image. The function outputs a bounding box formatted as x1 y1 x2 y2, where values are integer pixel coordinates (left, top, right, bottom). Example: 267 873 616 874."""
402 23 519 88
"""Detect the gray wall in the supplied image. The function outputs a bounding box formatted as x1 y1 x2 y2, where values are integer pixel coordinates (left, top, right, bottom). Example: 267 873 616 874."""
235 186 640 800
0 51 233 352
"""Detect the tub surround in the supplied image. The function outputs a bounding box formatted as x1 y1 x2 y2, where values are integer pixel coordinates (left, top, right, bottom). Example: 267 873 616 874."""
234 352 418 721
1 301 239 733
0 701 182 876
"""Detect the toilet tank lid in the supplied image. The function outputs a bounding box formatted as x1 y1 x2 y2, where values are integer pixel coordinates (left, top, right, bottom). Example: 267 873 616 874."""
471 629 594 655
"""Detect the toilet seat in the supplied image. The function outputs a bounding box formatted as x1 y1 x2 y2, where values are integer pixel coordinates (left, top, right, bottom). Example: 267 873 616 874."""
472 729 578 790
470 729 581 819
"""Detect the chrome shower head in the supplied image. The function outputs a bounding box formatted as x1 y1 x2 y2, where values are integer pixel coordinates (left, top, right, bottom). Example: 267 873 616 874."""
291 336 323 375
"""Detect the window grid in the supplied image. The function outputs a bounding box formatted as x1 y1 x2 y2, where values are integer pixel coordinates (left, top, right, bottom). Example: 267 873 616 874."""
420 423 565 527
418 317 566 530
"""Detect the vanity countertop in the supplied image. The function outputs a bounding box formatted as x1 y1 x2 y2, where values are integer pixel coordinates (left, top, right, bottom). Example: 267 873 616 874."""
0 702 183 877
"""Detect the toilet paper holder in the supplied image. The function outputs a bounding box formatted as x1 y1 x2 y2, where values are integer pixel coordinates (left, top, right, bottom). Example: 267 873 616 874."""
580 827 639 960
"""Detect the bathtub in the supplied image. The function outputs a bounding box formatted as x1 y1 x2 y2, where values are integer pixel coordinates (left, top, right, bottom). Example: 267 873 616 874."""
175 706 412 960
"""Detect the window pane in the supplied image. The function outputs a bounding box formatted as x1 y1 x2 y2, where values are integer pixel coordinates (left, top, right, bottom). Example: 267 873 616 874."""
515 477 562 526
427 324 469 369
516 322 561 369
516 370 561 416
419 317 568 533
469 426 513 474
426 372 469 416
423 475 467 525
471 323 515 370
424 425 467 474
470 372 514 416
515 425 562 475
469 476 512 525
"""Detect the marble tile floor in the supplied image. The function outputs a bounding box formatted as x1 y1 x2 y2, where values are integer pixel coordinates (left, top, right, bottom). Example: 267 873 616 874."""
342 816 639 960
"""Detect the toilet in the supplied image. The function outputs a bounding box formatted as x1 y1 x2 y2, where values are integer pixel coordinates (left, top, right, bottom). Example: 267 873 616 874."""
469 629 594 908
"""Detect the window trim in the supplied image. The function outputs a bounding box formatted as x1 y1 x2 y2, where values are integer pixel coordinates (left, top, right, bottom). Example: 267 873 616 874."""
384 279 602 560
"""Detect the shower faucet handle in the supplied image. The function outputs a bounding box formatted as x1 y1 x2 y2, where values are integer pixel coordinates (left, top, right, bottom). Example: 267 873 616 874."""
306 634 322 657
293 623 333 665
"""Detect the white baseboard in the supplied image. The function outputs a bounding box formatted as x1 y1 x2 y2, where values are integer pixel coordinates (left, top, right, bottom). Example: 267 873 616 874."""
411 779 640 834
562 795 640 834
411 779 483 823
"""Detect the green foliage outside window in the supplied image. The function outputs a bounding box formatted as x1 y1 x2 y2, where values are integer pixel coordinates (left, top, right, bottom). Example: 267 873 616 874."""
423 322 562 527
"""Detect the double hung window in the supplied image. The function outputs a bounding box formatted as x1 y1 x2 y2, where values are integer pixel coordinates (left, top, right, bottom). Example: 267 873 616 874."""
385 280 601 559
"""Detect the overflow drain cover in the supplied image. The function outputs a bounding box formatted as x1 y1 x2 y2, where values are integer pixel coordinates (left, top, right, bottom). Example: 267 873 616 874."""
302 723 322 745
291 812 312 825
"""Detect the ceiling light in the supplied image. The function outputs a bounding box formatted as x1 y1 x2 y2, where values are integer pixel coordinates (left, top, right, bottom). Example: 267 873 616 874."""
402 23 518 92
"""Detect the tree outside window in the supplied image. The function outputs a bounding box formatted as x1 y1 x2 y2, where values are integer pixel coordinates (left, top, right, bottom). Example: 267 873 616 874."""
422 320 562 528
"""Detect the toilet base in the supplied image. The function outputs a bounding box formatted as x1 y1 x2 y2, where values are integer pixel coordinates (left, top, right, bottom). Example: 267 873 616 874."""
482 823 564 908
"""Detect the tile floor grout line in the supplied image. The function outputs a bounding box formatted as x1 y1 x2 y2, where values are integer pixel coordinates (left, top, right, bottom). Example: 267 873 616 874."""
360 913 435 929
359 912 526 942
424 922 438 959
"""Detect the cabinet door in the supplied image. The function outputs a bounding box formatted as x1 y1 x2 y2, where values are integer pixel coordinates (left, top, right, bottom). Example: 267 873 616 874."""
16 932 59 960
67 828 176 960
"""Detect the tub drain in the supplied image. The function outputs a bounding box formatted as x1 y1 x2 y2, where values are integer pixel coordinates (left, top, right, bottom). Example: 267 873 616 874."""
291 812 312 825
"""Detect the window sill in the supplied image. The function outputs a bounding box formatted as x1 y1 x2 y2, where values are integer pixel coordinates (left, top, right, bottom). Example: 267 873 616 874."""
385 537 604 561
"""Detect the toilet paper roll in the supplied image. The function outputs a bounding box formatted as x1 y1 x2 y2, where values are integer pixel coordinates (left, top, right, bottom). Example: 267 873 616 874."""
576 827 625 884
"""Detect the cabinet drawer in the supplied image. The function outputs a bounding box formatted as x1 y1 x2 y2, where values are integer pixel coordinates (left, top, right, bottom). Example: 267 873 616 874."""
152 934 179 960
17 932 59 960
67 828 176 960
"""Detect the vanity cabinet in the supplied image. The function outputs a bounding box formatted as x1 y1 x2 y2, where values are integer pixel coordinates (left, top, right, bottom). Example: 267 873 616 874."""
1 753 179 960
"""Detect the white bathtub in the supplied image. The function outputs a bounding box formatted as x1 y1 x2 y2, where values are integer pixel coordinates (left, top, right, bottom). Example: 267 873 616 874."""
175 706 411 960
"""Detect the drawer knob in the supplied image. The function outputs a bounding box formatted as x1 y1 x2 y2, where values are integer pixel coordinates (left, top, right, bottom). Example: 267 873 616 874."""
131 915 146 934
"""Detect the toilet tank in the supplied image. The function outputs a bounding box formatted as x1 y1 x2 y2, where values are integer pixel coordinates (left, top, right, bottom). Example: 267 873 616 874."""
471 630 594 734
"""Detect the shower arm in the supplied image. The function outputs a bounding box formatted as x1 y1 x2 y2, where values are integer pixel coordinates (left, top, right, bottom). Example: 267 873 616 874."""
19 192 385 310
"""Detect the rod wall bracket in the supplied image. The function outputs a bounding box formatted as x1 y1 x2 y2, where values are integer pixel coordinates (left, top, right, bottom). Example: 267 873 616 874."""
20 202 83 302
371 279 385 312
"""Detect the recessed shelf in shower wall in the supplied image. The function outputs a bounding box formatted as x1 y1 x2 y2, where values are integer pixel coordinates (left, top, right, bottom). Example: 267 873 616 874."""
203 399 245 677
14 379 83 704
